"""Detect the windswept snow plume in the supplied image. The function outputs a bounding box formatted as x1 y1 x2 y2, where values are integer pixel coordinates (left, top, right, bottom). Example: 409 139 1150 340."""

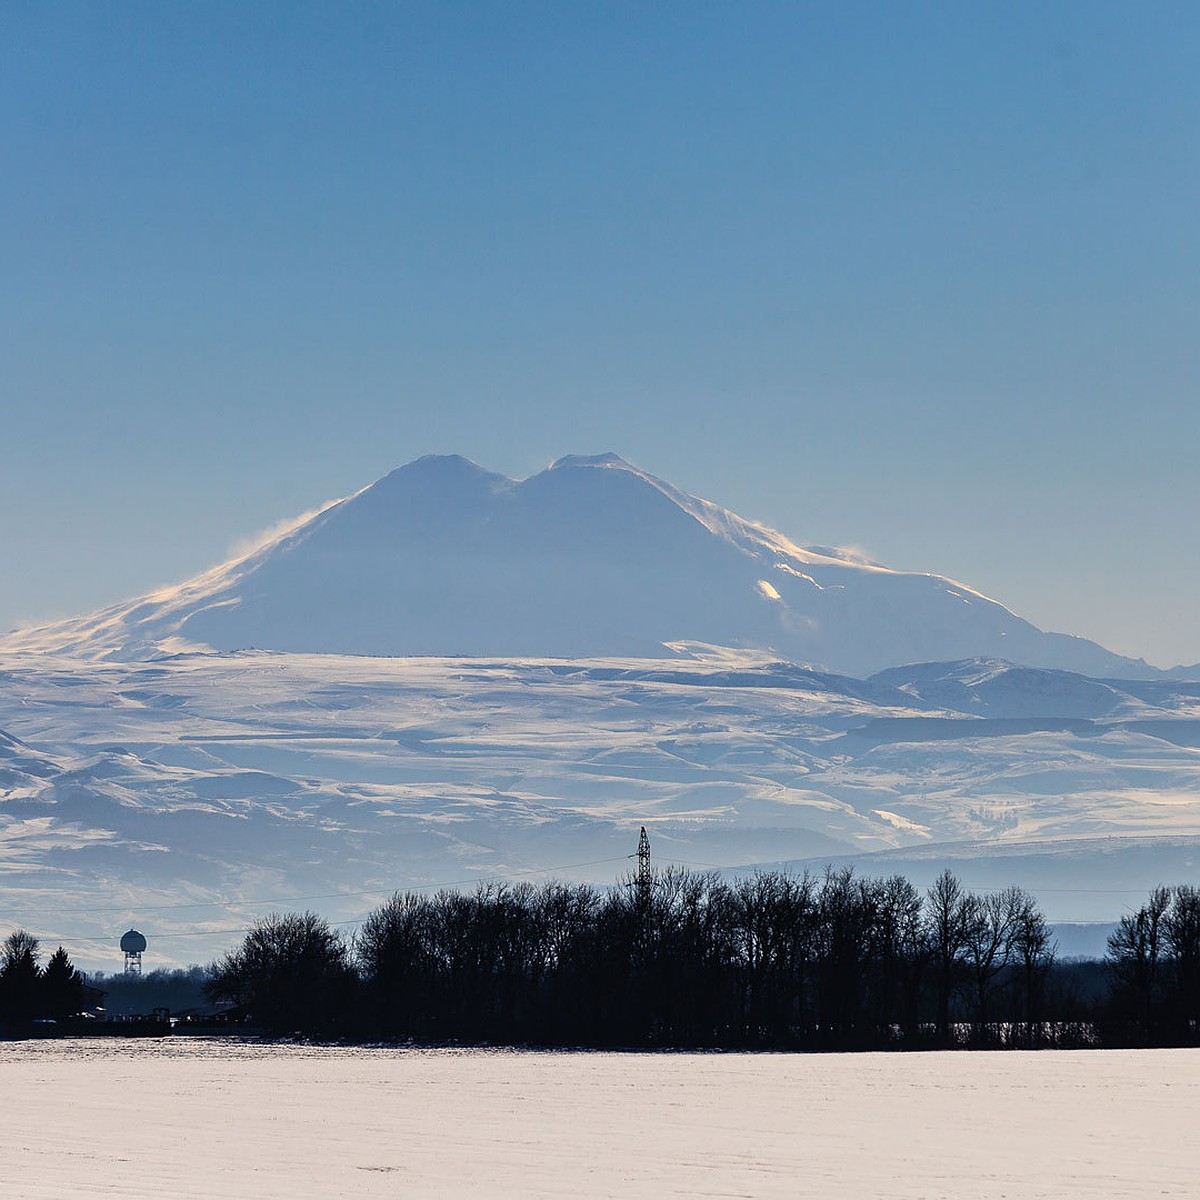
225 497 345 561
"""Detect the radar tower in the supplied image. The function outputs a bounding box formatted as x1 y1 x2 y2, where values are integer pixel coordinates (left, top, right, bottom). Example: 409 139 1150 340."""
120 929 147 975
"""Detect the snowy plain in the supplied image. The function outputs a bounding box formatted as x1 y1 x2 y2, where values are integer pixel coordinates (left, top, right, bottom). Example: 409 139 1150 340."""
0 1039 1196 1198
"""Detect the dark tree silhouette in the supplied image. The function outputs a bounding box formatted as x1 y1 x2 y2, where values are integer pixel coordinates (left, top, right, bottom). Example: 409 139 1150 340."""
40 946 85 1020
872 874 928 1040
357 891 438 1039
815 867 878 1045
0 930 41 1024
113 872 1200 1049
926 871 972 1040
33 868 1200 1048
962 886 1022 1041
1011 889 1055 1044
206 911 354 1035
1163 884 1200 1033
1106 885 1171 1038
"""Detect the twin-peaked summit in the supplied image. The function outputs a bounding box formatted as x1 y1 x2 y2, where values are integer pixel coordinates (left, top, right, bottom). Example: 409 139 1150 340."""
4 453 1157 677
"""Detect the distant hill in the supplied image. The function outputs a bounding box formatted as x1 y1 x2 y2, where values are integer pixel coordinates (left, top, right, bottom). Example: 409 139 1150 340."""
2 649 1199 965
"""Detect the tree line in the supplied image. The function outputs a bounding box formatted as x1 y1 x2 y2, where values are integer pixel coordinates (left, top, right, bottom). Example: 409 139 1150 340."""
87 966 209 1018
1105 883 1200 1039
0 937 209 1028
6 869 1197 1047
202 868 1200 1048
0 931 86 1025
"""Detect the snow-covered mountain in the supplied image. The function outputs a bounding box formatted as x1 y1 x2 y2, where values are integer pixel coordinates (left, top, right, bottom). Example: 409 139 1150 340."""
0 453 1160 679
6 454 1197 968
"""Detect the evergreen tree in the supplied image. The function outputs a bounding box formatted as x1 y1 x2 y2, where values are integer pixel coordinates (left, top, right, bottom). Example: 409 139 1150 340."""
40 946 85 1020
0 930 42 1024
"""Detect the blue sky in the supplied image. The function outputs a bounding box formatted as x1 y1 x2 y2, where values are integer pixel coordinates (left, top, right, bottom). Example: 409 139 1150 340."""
3 2 1197 666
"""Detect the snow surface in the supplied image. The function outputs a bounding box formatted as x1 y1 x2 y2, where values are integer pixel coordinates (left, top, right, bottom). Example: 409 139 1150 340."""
0 453 1161 678
0 1040 1196 1198
3 649 1200 966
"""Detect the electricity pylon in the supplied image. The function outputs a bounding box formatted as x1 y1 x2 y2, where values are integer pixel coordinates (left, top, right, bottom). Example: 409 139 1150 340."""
636 826 652 905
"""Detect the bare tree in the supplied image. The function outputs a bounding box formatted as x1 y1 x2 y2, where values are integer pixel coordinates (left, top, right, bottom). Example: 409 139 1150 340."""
1163 884 1200 1031
962 886 1024 1042
732 870 816 1043
926 871 972 1040
874 874 928 1039
356 891 436 1037
207 911 353 1035
1011 890 1055 1043
816 867 879 1043
1106 885 1171 1035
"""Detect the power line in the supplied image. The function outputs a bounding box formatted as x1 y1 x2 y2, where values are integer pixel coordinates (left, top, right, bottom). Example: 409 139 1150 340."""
22 855 632 919
17 851 1171 951
654 856 1164 895
17 855 634 946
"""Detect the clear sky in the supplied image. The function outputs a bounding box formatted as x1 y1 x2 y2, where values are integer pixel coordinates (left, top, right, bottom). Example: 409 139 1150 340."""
3 2 1197 667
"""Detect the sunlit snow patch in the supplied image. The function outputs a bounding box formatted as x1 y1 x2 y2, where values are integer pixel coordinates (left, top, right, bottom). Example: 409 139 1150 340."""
871 809 933 837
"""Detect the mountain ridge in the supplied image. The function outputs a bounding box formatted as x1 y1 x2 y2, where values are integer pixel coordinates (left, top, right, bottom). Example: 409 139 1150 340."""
0 453 1167 679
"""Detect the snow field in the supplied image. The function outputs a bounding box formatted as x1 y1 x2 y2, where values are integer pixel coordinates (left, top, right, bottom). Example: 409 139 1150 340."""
0 1040 1196 1198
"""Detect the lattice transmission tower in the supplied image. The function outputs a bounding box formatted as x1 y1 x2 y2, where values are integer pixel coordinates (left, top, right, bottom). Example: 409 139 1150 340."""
636 826 653 904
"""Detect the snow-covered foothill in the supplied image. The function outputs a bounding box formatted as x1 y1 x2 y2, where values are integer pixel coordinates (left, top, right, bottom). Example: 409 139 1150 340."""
2 649 1199 965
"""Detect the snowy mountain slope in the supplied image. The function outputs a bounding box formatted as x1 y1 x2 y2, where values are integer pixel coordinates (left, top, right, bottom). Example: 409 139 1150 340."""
868 659 1160 720
0 727 61 785
0 454 1160 678
2 648 1199 966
